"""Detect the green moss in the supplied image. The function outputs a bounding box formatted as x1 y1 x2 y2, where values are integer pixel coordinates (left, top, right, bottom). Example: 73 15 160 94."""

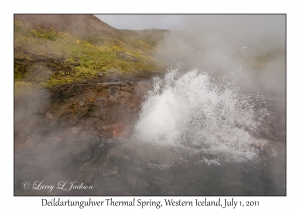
14 20 166 91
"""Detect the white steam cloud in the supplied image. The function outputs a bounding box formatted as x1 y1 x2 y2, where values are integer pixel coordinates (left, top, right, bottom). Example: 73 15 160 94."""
134 67 269 162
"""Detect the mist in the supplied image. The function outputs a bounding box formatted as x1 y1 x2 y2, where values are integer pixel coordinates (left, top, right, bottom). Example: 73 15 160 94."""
133 14 286 195
96 14 286 97
149 15 286 97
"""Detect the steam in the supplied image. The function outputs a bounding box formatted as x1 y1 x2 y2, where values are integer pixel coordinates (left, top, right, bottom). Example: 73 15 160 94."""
134 15 285 166
145 16 286 161
134 66 269 162
152 15 285 97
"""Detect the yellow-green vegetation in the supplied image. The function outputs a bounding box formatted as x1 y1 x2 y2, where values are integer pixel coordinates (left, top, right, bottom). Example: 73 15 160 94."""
14 20 165 94
14 81 38 96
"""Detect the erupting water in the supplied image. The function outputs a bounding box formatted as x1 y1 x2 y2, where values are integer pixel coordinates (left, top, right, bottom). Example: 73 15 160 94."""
134 66 269 164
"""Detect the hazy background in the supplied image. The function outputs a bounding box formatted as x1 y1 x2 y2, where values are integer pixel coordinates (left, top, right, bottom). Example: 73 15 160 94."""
96 15 286 96
95 14 285 38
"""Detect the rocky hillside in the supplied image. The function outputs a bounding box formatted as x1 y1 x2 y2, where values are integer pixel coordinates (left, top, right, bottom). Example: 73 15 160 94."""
14 14 168 95
14 14 117 38
14 14 165 147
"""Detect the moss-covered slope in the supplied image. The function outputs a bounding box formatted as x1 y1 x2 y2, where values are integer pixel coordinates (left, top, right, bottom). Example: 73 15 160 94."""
14 15 167 95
